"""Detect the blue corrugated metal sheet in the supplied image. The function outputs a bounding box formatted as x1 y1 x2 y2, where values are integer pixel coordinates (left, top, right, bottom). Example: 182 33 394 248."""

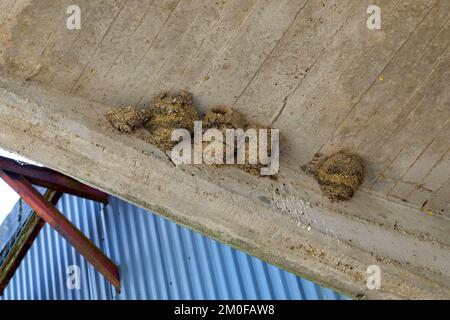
1 194 348 300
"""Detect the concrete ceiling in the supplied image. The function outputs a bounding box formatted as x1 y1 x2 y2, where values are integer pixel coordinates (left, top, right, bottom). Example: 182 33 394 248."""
0 0 449 299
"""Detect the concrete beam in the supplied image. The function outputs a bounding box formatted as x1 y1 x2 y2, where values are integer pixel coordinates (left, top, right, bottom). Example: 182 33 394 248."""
0 75 449 299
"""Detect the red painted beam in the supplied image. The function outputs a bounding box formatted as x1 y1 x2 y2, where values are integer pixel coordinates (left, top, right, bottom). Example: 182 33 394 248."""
0 156 108 204
0 170 120 290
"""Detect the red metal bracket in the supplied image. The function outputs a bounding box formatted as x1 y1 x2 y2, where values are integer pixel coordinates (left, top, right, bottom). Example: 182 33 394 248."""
0 170 120 290
0 190 62 295
0 156 108 204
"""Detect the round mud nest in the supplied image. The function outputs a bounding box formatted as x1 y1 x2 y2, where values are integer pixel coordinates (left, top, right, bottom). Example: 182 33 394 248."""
200 107 244 167
106 106 151 133
202 107 246 133
201 107 272 177
303 151 366 202
146 91 199 151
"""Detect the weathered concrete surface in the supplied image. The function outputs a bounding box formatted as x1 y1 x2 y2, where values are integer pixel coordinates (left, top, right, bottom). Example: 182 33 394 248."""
0 0 449 299
1 0 449 217
0 75 449 299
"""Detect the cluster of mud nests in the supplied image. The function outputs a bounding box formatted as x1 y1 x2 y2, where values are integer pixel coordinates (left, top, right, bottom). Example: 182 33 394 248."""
106 92 365 200
302 152 366 202
106 91 272 177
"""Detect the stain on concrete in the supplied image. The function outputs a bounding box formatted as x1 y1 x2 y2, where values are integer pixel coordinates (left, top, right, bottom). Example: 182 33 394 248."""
0 0 56 78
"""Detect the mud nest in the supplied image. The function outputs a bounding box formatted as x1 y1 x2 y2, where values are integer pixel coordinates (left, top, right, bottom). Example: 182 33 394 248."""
146 91 199 151
106 106 151 133
202 107 246 133
303 151 366 202
106 94 278 177
201 107 271 177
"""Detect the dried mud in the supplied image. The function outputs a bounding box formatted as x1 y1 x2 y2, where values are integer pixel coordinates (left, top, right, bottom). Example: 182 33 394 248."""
106 93 276 177
201 107 271 177
106 106 151 133
145 91 199 151
303 151 366 201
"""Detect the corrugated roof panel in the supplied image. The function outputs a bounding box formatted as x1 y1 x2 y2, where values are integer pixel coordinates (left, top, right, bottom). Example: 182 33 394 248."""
1 194 349 300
